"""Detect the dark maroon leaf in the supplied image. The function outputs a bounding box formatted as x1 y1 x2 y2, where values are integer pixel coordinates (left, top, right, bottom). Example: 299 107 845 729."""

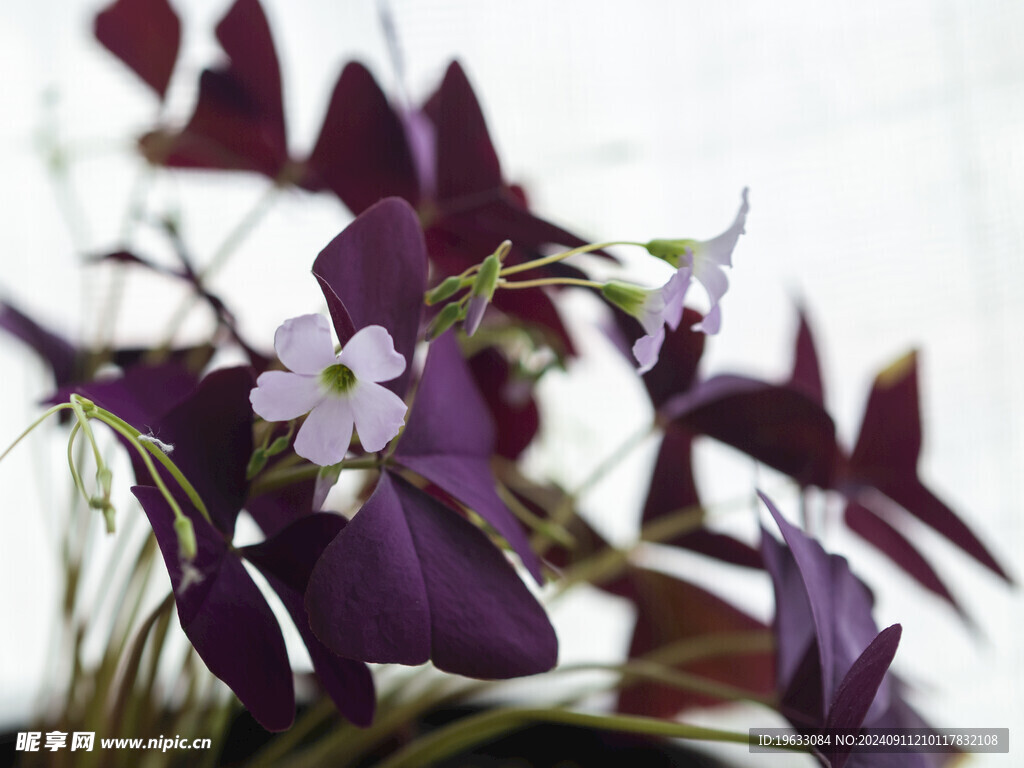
467 347 539 460
306 472 557 679
132 486 295 732
423 61 502 200
663 375 838 488
94 0 180 99
822 624 902 768
395 332 542 581
150 367 254 537
845 353 1009 581
140 0 288 177
848 352 920 476
616 566 774 718
844 501 961 613
788 308 825 406
301 62 419 212
0 300 80 387
242 513 375 727
641 425 700 534
312 198 427 398
641 310 706 408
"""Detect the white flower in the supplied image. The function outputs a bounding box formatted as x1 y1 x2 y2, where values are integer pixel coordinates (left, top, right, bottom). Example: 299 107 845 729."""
250 315 408 466
681 187 749 334
603 270 689 374
631 267 690 374
645 187 750 335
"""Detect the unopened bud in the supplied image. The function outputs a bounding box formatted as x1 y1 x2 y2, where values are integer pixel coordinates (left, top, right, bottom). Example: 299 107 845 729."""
425 276 464 305
426 302 464 341
246 448 269 480
97 467 113 498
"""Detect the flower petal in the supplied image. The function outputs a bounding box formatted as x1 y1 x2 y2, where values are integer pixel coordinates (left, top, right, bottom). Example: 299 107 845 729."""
692 302 722 334
250 371 323 422
338 325 406 383
349 381 408 453
274 314 337 375
294 397 355 466
695 187 749 269
312 198 427 398
633 326 666 375
660 266 691 331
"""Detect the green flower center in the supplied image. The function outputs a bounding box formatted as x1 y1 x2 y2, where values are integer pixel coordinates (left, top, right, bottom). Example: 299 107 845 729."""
320 363 357 394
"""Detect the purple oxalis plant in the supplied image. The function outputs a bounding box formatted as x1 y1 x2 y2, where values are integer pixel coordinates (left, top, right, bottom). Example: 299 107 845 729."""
0 0 1010 765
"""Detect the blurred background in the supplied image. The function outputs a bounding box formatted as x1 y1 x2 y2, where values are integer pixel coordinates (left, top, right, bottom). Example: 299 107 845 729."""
1 1 1021 764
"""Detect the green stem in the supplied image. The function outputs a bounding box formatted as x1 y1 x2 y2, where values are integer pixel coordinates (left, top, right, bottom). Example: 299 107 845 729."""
497 276 604 290
248 455 381 497
66 422 90 507
573 422 656 499
106 592 174 736
374 707 758 768
0 403 72 463
92 408 210 526
499 240 645 278
557 658 776 708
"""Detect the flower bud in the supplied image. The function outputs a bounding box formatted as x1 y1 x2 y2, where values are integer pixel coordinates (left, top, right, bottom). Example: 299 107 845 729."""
425 302 464 341
246 448 269 480
425 276 464 305
464 253 502 336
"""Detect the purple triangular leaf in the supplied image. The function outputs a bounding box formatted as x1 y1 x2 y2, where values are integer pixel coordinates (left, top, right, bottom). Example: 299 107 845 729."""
242 513 376 726
616 566 774 718
395 332 542 581
94 0 180 100
844 501 962 613
0 300 80 387
394 473 557 678
306 472 557 678
301 61 419 213
760 493 885 723
311 198 427 397
306 473 431 666
788 307 825 406
139 0 288 177
663 375 838 487
244 452 315 538
821 624 902 768
50 362 197 432
150 367 254 537
423 61 502 200
132 486 294 732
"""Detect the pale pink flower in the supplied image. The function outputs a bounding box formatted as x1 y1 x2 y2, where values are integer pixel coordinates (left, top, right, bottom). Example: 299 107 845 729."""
250 314 407 466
